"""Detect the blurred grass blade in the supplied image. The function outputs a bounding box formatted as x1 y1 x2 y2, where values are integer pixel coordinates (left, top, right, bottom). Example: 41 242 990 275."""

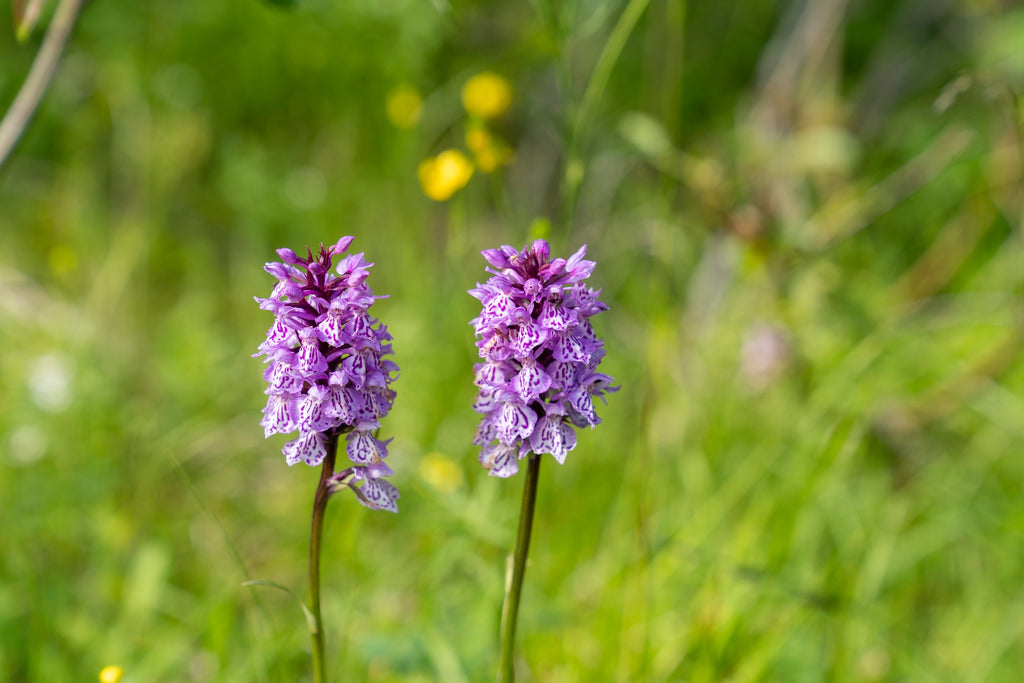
577 0 651 137
12 0 47 42
243 580 318 632
262 0 298 7
618 111 675 163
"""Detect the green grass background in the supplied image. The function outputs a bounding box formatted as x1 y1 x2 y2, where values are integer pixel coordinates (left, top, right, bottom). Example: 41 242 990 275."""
2 0 1024 680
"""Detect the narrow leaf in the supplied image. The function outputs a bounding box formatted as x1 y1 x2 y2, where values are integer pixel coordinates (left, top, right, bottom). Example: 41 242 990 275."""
243 580 318 632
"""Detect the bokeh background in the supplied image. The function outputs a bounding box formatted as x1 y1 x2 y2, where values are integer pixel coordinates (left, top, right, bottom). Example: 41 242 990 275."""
2 0 1024 680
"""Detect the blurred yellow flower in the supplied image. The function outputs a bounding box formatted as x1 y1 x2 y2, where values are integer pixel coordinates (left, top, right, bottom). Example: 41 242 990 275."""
461 72 512 119
465 126 490 155
465 125 513 173
418 150 474 201
386 84 423 129
99 666 124 683
419 452 464 493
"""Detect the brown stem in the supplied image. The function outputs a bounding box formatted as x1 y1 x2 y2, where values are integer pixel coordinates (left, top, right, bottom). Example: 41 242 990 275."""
309 436 338 683
0 0 86 169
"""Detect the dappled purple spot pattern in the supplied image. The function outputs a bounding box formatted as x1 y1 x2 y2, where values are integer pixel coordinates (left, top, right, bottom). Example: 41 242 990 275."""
469 239 617 477
255 237 399 512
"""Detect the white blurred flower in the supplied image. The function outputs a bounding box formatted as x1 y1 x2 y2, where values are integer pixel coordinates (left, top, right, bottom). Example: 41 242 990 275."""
28 354 73 412
7 424 48 465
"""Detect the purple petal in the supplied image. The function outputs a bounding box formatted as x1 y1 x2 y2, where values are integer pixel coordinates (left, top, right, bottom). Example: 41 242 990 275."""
351 387 393 422
529 239 550 263
537 301 575 332
359 478 400 513
267 317 299 346
297 329 328 373
552 332 590 364
479 442 519 477
472 391 498 416
346 309 372 340
474 361 511 388
480 332 513 362
496 401 538 443
298 387 334 432
276 248 302 265
547 361 579 391
564 244 596 282
261 394 299 437
349 389 382 423
530 416 578 464
325 385 361 423
267 361 303 394
329 236 356 256
474 416 498 445
482 248 512 270
568 388 599 426
510 321 548 358
283 431 326 466
483 291 516 326
346 430 383 464
342 353 368 388
513 360 552 403
317 305 345 347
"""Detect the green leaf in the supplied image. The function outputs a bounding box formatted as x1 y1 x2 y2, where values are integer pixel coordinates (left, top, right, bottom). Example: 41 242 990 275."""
242 580 318 632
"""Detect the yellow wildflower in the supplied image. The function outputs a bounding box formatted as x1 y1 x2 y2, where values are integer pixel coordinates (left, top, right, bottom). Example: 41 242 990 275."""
461 72 512 119
99 666 124 683
385 84 423 129
465 126 491 156
418 150 474 201
465 124 513 174
419 452 464 493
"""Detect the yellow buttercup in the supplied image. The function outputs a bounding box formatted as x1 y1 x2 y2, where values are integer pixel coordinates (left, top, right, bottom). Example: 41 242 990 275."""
418 150 474 201
461 72 512 119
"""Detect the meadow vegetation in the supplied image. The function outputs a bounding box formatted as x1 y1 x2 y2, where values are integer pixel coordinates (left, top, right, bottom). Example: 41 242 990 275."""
1 0 1023 680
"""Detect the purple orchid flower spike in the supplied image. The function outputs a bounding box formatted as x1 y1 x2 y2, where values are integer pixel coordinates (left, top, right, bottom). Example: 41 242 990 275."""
469 239 617 478
255 237 399 511
472 239 617 682
252 237 400 683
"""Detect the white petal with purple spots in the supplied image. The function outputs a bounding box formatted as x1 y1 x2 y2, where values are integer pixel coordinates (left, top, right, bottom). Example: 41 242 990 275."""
513 361 552 403
261 393 299 437
283 431 326 466
480 443 519 478
510 321 548 358
346 430 380 464
359 478 400 512
496 401 538 443
552 332 590 364
530 416 577 464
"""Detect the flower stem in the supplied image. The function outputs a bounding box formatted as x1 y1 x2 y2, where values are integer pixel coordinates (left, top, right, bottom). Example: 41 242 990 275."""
309 436 338 683
498 452 542 683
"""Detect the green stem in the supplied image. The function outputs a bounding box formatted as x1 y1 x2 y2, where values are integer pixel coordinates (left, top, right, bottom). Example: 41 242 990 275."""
498 453 542 683
309 436 338 683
